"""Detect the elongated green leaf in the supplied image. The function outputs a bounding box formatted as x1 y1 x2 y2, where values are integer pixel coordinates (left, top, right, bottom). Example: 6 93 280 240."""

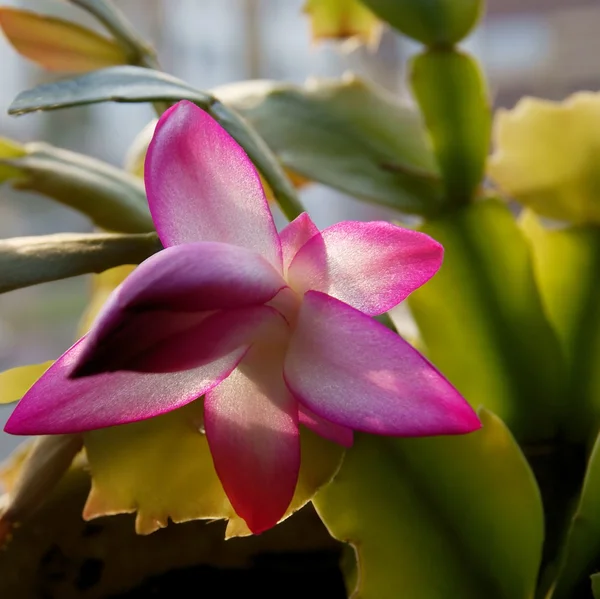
0 7 127 73
0 232 160 294
592 574 600 598
9 66 209 114
9 67 303 221
313 409 543 599
361 0 483 45
546 430 600 599
406 199 565 441
214 76 443 215
521 211 600 440
0 362 53 404
410 49 491 205
0 142 154 233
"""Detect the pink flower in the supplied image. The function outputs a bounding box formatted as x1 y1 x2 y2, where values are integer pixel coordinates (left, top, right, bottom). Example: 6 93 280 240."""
5 101 480 533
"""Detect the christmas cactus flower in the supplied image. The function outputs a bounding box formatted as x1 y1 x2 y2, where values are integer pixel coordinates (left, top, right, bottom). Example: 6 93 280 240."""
5 101 479 533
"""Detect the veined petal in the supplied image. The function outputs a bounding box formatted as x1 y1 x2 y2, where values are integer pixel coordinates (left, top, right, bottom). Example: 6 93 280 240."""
285 292 480 436
204 324 300 534
70 242 286 377
287 221 443 315
5 337 245 435
298 406 353 448
279 212 320 274
145 100 282 270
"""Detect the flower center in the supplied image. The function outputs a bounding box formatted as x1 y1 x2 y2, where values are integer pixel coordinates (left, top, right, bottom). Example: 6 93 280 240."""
267 286 302 330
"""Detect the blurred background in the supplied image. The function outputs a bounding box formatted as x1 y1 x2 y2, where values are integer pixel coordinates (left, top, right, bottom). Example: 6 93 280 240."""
0 0 599 456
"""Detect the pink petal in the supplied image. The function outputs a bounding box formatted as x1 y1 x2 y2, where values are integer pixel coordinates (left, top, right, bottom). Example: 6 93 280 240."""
204 325 300 534
5 337 245 435
145 100 282 270
82 306 281 375
71 242 286 377
287 221 443 316
298 406 354 448
279 212 320 274
284 291 480 436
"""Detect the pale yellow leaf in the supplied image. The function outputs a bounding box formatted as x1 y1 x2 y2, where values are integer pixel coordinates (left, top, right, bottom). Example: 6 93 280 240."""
84 401 344 537
303 0 382 46
488 92 600 225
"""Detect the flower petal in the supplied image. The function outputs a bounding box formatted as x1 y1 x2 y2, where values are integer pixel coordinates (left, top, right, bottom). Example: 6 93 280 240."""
285 291 480 436
4 336 245 435
279 212 320 274
70 242 286 376
204 327 300 534
298 405 354 448
80 306 280 375
145 100 282 269
287 221 443 315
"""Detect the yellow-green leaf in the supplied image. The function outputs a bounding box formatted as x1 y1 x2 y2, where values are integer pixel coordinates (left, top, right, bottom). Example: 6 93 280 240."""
0 137 25 182
410 48 491 205
407 199 565 441
361 0 483 46
303 0 381 46
488 92 600 225
520 211 600 440
84 401 344 537
313 409 543 599
592 573 600 598
0 362 53 404
0 7 127 73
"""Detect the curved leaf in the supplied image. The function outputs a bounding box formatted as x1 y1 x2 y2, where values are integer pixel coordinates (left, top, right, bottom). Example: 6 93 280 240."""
0 7 127 73
313 409 544 599
0 232 160 294
9 66 208 114
9 67 303 221
0 362 53 404
0 142 154 233
214 76 443 214
521 212 600 440
406 199 565 441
